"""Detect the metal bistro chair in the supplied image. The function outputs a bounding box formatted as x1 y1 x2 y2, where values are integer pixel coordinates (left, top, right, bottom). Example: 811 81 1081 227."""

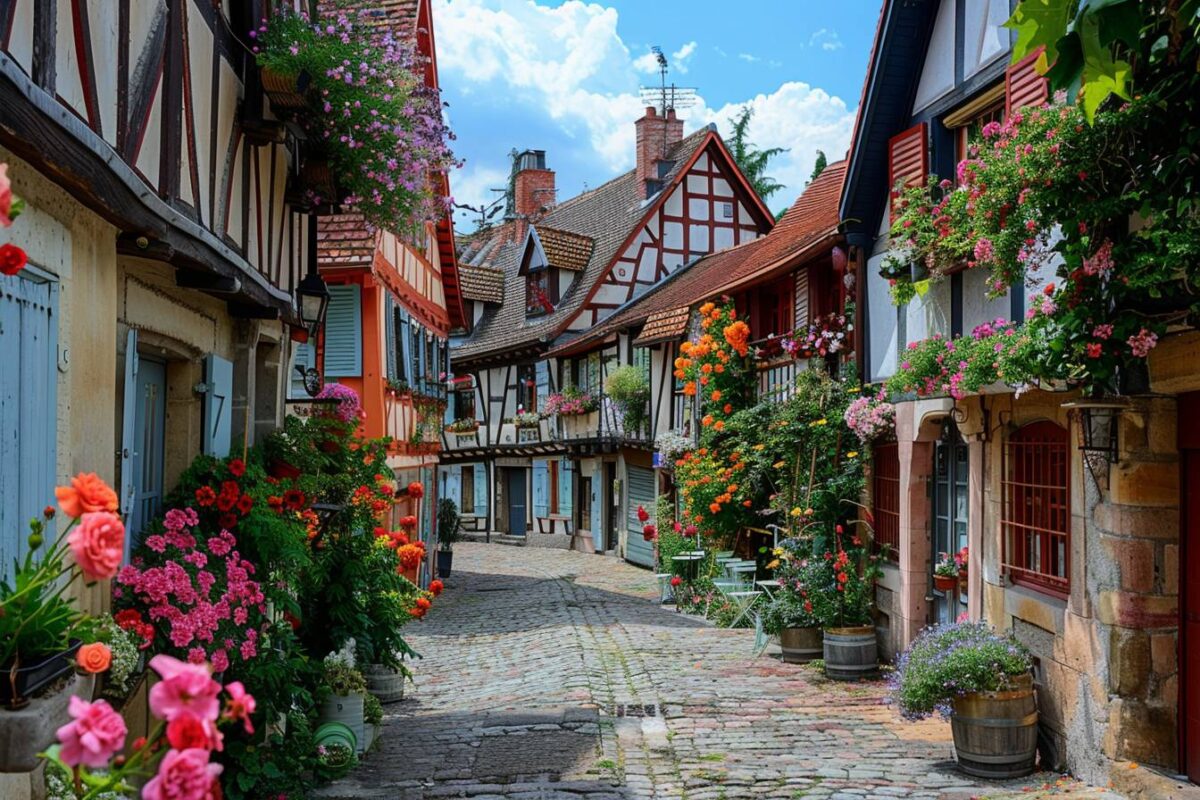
726 560 758 589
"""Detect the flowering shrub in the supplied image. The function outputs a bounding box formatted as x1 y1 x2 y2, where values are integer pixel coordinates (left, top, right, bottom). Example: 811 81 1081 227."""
0 161 28 277
256 6 457 232
891 622 1032 720
43 655 254 799
117 509 267 672
883 94 1186 395
676 301 755 441
843 393 895 443
507 410 542 428
543 386 598 416
445 417 480 433
653 429 693 466
934 547 968 579
76 614 142 701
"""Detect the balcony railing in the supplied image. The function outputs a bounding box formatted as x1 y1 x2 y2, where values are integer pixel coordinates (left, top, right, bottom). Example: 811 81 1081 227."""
556 396 651 444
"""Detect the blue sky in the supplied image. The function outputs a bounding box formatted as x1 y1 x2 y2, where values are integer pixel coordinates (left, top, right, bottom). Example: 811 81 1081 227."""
432 0 883 230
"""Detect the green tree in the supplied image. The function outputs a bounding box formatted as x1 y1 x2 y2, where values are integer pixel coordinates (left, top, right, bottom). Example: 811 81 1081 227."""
727 105 787 202
809 150 828 184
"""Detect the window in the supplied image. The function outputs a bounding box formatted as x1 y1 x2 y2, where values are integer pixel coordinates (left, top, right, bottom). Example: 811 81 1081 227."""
956 102 1004 164
454 387 475 421
526 270 553 315
1003 421 1070 595
517 364 536 412
872 441 900 562
461 465 475 512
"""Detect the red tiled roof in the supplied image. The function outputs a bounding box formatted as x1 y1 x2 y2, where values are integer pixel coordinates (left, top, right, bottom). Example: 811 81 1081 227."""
317 213 379 269
634 306 691 345
537 226 593 272
458 265 505 304
548 161 847 357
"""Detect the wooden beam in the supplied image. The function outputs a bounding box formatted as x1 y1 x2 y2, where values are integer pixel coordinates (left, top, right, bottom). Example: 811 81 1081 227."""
176 270 241 294
228 302 280 320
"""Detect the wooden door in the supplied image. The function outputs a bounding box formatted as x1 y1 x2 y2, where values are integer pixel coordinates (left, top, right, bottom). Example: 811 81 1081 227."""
506 468 526 536
129 359 167 544
1180 393 1200 784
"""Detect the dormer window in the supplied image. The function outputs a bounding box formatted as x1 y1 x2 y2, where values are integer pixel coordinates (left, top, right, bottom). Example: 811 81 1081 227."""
526 269 555 316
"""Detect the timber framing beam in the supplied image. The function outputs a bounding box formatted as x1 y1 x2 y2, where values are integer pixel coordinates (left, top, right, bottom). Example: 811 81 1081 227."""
0 53 296 322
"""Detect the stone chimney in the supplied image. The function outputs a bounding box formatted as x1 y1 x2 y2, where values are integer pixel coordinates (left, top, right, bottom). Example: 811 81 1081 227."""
635 106 684 199
511 150 555 239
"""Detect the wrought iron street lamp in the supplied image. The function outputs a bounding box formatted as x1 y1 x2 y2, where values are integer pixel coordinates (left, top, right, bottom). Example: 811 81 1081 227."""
296 267 329 335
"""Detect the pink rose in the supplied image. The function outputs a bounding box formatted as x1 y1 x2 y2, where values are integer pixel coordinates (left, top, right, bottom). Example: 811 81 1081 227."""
149 655 222 722
56 696 127 768
223 681 257 733
67 512 125 581
0 163 13 227
142 748 223 800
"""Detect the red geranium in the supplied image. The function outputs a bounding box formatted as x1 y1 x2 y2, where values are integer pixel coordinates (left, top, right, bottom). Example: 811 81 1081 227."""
283 489 306 510
636 505 649 523
406 482 424 499
429 579 444 596
398 515 417 529
642 524 657 542
228 459 246 478
218 513 238 530
195 487 217 507
267 496 283 512
0 243 27 276
236 494 254 514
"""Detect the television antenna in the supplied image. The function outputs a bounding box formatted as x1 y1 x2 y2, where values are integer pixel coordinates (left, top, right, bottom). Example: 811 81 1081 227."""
453 192 505 231
637 46 697 117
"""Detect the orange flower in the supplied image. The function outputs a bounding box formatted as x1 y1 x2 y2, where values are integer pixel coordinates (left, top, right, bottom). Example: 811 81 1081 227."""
700 376 709 386
727 484 738 493
709 502 721 513
723 403 733 414
683 381 696 396
55 473 119 519
713 421 724 431
699 302 715 315
76 642 112 674
743 499 752 507
702 415 713 427
710 390 722 402
715 364 725 374
701 363 712 374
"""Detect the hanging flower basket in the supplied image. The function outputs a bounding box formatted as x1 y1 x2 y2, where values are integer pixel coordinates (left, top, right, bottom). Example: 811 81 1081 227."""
933 573 958 592
260 66 310 111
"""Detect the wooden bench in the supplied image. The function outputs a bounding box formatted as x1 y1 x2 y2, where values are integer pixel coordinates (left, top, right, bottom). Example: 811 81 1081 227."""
535 514 573 535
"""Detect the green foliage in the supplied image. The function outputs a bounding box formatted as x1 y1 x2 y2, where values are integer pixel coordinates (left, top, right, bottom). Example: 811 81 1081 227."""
762 590 820 634
892 622 1033 720
728 105 787 202
75 614 141 700
808 150 828 184
363 691 383 726
0 525 79 667
605 364 650 433
323 659 367 696
437 498 460 551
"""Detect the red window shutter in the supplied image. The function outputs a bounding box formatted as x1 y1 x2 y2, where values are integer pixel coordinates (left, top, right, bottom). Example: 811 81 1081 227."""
1005 48 1048 117
887 123 928 222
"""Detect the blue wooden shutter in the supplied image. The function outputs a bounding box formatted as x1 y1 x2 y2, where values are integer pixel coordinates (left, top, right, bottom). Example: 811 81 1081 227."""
419 330 428 392
384 296 397 382
0 271 58 577
289 340 314 398
532 460 549 519
398 309 412 384
535 360 550 409
625 465 656 567
474 464 487 517
204 354 233 457
558 459 574 517
591 478 603 551
324 285 362 377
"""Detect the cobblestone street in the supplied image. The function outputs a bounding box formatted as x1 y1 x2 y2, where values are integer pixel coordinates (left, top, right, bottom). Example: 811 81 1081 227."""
318 543 1123 800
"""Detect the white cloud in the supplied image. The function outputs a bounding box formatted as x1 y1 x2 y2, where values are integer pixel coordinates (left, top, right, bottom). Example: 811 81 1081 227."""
738 52 761 63
434 0 855 216
450 164 511 228
808 28 844 51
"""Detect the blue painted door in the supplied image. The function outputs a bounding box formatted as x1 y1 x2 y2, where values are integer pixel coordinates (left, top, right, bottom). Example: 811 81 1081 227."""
625 465 656 567
128 359 166 544
0 270 58 578
532 460 549 520
506 468 526 535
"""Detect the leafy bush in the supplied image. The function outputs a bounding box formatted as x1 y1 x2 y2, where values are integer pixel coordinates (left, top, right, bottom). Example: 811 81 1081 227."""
762 590 820 634
437 498 460 551
363 692 383 726
891 622 1033 720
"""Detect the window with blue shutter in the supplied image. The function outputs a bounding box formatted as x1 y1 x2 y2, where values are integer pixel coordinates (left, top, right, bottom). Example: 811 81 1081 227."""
203 354 234 457
0 270 58 579
535 360 550 407
384 295 397 382
324 285 362 377
474 464 487 517
532 460 549 519
558 459 574 517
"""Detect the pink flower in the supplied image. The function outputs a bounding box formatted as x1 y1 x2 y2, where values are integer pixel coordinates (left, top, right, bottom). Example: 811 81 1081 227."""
1093 324 1113 340
223 682 257 733
142 748 223 800
166 713 223 752
56 696 127 768
1086 342 1103 359
972 237 994 264
0 163 14 227
149 655 222 722
1127 328 1158 358
68 512 125 581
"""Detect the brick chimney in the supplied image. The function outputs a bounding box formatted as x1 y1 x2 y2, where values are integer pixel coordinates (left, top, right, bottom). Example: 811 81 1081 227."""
635 106 684 199
511 150 555 239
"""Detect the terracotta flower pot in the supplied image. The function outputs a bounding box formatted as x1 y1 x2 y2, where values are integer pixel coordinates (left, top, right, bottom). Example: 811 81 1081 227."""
934 573 958 592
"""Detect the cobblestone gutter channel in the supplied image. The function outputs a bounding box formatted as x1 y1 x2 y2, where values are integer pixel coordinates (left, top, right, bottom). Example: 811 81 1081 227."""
317 544 1125 800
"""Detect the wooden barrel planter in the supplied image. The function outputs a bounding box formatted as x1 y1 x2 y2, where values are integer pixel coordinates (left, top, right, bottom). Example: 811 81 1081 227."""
363 663 405 705
950 672 1039 779
823 626 878 681
779 627 823 664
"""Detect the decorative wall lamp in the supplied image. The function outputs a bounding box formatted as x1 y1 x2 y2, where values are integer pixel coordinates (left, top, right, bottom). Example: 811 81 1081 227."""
1063 398 1127 486
296 267 330 336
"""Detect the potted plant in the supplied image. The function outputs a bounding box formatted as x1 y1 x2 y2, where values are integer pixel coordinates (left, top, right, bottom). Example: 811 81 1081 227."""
892 622 1038 778
508 410 542 430
318 641 367 754
543 386 599 417
0 475 127 771
362 691 383 752
604 365 649 434
74 614 143 705
762 592 823 664
436 497 460 579
800 531 884 681
445 417 480 434
933 552 960 591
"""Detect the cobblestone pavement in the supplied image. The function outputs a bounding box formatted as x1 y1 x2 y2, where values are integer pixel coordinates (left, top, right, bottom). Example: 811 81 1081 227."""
318 543 1124 800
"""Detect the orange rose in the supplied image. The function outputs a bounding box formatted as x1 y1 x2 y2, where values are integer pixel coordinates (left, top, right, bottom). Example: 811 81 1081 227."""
77 642 112 674
55 473 119 519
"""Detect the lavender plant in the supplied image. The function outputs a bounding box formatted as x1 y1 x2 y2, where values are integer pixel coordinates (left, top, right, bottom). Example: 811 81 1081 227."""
891 622 1032 720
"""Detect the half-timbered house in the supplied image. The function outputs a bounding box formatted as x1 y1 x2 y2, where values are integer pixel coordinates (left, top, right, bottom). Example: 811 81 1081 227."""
440 107 774 557
842 0 1192 784
0 1 322 794
549 161 848 565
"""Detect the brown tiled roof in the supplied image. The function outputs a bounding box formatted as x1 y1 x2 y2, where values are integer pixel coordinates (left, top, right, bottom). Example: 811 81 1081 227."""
451 126 722 363
458 265 505 304
634 306 691 345
549 161 847 356
327 0 421 39
317 213 379 269
537 226 593 272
